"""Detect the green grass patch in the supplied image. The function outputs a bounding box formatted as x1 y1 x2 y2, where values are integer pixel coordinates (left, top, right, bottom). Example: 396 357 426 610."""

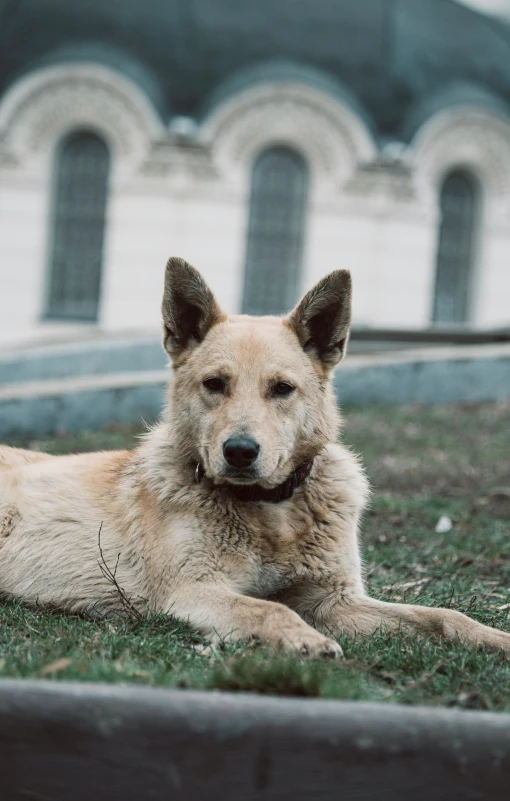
2 403 510 709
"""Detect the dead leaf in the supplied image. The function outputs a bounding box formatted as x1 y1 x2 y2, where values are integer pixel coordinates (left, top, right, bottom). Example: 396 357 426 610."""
455 556 474 567
192 644 214 658
435 515 452 534
38 658 72 677
382 578 431 592
377 670 401 684
452 691 490 710
489 488 510 500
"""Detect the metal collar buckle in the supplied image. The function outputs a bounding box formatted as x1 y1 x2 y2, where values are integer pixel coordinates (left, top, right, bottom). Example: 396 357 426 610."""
195 463 205 484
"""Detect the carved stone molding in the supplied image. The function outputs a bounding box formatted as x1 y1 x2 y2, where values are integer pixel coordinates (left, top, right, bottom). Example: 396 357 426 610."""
200 82 377 190
139 138 218 183
344 159 416 206
0 63 164 170
410 107 510 214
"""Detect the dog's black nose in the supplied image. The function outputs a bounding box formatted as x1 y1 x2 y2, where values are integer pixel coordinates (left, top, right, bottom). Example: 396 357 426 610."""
223 437 260 469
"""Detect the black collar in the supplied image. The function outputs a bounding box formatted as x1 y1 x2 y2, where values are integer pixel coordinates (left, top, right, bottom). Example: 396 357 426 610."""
195 459 314 504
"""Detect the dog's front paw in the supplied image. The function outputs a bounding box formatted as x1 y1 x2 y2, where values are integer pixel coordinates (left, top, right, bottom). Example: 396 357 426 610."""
278 627 343 659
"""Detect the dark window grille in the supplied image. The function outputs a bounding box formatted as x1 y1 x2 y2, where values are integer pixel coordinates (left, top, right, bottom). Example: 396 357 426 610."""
45 131 110 322
242 146 308 315
433 170 479 324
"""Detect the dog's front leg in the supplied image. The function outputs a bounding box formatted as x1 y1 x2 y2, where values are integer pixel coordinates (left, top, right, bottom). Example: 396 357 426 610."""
290 584 510 654
165 583 343 658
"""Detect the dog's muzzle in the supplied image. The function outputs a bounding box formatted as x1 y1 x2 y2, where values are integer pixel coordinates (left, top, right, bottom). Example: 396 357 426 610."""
194 459 314 503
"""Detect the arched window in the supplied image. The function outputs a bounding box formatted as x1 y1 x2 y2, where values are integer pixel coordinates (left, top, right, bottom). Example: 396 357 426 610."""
242 146 309 315
432 169 479 324
45 131 110 321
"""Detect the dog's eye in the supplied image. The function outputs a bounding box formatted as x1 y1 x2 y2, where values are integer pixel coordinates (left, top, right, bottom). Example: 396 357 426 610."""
203 377 224 393
273 382 295 397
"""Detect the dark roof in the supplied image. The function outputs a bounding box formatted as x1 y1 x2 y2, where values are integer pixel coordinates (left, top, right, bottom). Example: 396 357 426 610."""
1 0 510 141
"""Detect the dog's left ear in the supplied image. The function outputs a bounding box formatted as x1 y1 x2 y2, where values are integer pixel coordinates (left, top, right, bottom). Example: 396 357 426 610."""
162 257 225 362
286 270 352 370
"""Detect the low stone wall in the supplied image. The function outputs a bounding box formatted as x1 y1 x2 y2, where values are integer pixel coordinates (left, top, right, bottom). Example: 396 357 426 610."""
0 335 167 384
0 680 509 800
1 343 510 440
0 371 166 440
334 343 510 405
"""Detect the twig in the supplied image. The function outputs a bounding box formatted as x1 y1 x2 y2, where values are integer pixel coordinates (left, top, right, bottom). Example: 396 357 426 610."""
465 595 477 615
97 522 144 622
383 577 432 593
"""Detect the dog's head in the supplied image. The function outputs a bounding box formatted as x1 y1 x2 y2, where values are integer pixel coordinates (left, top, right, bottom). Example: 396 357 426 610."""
162 257 351 487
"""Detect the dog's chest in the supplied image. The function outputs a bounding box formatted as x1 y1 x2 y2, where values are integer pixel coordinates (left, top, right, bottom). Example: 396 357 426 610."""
219 505 338 598
240 547 297 597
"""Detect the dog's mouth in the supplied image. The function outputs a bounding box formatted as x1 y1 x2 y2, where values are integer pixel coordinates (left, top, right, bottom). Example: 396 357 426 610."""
217 467 261 485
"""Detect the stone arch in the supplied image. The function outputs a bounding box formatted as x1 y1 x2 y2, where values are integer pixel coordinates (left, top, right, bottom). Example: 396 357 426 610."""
410 105 510 219
409 105 510 327
199 80 377 193
0 62 164 172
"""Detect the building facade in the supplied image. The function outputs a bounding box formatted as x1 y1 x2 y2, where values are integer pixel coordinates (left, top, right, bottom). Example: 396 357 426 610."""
1 0 510 346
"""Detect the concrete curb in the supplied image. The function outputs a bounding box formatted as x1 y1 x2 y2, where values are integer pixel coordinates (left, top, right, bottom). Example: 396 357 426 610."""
0 680 509 800
0 372 167 440
334 343 510 405
0 335 167 384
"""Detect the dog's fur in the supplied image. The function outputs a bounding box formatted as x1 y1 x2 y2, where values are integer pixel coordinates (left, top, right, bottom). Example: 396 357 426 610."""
1 257 509 657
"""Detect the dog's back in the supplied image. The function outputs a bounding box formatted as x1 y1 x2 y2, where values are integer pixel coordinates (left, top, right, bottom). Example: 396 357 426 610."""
0 446 53 471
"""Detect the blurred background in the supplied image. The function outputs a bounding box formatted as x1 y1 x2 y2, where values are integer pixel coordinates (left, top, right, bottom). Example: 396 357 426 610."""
1 0 510 352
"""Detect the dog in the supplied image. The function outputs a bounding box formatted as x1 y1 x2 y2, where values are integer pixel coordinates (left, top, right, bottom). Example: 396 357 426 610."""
0 257 509 658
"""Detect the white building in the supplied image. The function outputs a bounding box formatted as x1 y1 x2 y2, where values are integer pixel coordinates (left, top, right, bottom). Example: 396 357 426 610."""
1 0 510 347
460 0 510 19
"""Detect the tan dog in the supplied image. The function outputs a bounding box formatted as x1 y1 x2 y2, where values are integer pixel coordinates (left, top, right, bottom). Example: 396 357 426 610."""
0 257 509 657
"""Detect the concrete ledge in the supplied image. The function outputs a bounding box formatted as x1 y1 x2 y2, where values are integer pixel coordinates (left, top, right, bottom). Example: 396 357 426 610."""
0 680 509 800
334 343 510 405
1 344 510 440
0 335 167 384
0 371 167 439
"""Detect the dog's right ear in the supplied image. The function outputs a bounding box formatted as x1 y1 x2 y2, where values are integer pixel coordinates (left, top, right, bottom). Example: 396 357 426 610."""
162 257 225 362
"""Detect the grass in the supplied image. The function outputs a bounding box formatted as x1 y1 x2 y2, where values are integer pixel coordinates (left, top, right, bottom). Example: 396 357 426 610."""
2 403 510 710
